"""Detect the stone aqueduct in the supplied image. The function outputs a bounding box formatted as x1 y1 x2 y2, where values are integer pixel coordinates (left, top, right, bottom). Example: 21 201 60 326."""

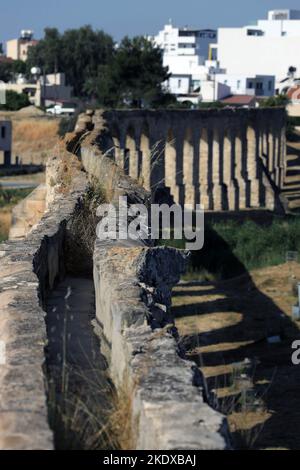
99 108 286 211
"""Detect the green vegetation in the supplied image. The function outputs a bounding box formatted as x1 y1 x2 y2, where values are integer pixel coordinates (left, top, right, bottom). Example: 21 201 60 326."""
27 26 114 98
0 187 33 242
159 218 300 280
0 90 30 111
27 28 172 108
0 59 26 83
198 101 226 109
85 36 172 108
0 187 32 208
260 93 290 108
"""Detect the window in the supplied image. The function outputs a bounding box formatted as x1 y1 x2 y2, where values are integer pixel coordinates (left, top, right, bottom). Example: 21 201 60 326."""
268 80 273 91
178 79 182 88
179 30 195 37
248 82 253 89
178 43 196 49
247 29 264 36
237 80 241 89
273 12 289 20
256 82 263 90
1 126 5 139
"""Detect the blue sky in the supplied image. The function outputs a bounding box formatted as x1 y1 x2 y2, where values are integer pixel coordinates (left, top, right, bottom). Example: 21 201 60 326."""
1 0 300 43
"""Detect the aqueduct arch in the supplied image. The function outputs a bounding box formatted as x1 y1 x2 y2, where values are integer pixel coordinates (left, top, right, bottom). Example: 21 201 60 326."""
104 108 286 212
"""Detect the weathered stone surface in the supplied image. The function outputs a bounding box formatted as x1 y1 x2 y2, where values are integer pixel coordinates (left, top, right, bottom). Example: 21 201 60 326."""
0 154 88 450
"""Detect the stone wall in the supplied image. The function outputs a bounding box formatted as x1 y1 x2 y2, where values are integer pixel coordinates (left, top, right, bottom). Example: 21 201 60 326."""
90 108 286 212
0 111 232 450
0 154 87 449
77 116 231 449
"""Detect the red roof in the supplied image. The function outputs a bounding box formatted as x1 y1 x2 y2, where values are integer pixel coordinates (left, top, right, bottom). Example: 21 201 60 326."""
221 95 257 105
287 85 300 101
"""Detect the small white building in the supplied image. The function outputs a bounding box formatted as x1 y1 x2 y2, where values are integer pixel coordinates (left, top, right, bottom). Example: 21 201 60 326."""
1 73 73 108
216 10 300 85
216 73 275 97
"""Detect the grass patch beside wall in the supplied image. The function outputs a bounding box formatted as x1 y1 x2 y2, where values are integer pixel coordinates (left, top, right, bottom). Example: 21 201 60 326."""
0 188 33 242
159 217 300 280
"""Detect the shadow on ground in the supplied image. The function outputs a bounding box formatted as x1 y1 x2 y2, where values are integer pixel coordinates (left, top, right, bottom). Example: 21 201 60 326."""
173 228 300 450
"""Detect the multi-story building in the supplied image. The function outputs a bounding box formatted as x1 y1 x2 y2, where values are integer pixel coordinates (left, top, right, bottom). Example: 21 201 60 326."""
153 22 217 63
216 10 300 85
6 30 38 62
151 22 275 103
151 23 222 102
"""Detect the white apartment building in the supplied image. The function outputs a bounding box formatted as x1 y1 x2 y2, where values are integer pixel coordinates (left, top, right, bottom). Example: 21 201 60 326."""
152 22 275 103
216 9 300 85
151 23 223 102
153 23 217 63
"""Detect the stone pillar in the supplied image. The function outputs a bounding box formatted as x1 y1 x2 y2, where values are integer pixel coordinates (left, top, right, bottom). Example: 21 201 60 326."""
165 132 179 203
172 130 185 206
223 131 236 210
234 133 247 209
126 135 139 180
271 131 278 182
150 137 165 195
199 128 210 209
183 129 196 208
247 127 260 207
278 127 286 189
112 137 123 168
140 132 151 190
211 127 223 210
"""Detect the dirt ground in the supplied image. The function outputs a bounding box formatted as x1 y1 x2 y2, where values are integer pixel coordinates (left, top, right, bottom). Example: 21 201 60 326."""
173 262 300 449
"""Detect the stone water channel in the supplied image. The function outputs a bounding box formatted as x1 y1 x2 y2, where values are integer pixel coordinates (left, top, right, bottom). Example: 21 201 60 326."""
45 276 115 450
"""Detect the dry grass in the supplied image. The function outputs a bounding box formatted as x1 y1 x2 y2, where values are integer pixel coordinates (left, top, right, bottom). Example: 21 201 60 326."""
0 209 11 241
1 117 60 165
107 388 134 450
53 144 83 194
47 364 134 450
176 312 242 337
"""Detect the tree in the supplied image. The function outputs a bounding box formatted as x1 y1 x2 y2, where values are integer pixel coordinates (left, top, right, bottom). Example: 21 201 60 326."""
90 36 171 108
0 60 26 83
27 26 114 97
260 94 290 107
27 27 62 74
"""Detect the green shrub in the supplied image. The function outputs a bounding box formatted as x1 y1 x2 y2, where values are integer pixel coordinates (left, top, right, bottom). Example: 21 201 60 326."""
0 90 30 111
